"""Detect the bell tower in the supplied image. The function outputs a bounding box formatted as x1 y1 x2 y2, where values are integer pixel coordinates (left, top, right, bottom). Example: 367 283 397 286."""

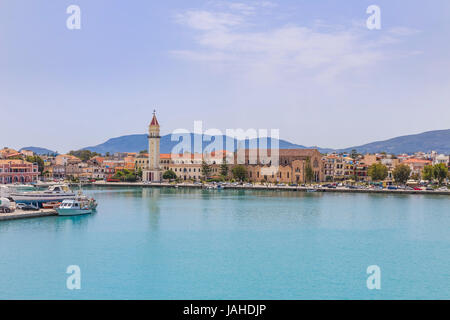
144 110 162 182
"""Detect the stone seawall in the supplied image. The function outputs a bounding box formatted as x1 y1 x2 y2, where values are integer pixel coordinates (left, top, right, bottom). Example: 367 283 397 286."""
84 182 450 196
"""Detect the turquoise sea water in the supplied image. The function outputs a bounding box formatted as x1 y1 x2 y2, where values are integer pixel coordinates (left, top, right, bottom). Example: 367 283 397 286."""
0 186 449 299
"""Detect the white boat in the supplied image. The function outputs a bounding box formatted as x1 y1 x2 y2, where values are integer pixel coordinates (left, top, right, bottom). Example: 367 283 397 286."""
0 184 35 197
56 199 93 216
10 184 76 206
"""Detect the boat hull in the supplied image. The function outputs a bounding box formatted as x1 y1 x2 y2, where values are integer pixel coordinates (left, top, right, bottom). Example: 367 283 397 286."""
56 208 92 216
11 194 76 206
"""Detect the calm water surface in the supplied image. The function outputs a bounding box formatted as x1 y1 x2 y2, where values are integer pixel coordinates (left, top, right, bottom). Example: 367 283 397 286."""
0 186 449 299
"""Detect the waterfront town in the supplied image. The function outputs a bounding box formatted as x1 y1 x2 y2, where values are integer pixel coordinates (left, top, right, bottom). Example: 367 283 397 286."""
1 113 449 189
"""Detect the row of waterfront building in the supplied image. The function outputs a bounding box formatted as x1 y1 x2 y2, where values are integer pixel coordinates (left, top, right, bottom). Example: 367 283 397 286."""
1 114 449 184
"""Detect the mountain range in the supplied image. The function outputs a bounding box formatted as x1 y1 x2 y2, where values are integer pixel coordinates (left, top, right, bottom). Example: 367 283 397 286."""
22 129 450 156
80 129 450 155
19 146 57 155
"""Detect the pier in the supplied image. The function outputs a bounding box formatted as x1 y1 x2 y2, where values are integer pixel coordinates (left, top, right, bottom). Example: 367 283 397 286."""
0 208 57 221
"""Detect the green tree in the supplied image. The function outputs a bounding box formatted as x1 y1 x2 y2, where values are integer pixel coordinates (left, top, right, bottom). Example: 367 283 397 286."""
124 173 137 182
368 163 388 181
162 170 177 181
201 160 212 180
393 164 411 185
114 169 136 182
422 165 434 182
305 157 314 183
433 163 448 185
220 157 229 178
68 150 100 162
232 165 248 181
139 150 148 154
350 149 358 160
136 167 143 179
26 155 44 174
410 172 421 181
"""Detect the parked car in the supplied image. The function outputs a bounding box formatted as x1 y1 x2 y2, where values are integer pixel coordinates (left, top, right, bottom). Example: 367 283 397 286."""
16 203 39 211
413 186 423 191
0 197 13 213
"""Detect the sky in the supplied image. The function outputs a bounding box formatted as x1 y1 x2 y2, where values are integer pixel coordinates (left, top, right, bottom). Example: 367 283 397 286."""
1 0 449 153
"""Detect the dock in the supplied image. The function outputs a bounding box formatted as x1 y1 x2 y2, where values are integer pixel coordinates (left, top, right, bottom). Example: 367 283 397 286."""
0 209 57 221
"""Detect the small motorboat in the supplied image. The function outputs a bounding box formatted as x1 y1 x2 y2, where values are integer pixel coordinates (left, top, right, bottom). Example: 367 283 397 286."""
42 201 61 209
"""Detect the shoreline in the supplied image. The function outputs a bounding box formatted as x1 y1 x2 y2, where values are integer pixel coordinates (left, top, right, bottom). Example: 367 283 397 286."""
80 182 450 196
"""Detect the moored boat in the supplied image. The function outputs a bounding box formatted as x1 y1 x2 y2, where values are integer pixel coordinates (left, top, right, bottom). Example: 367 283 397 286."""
42 201 61 209
11 184 76 207
56 199 93 216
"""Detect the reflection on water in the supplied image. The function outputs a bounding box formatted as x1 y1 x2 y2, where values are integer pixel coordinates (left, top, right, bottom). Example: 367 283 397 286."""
142 188 160 231
53 214 92 232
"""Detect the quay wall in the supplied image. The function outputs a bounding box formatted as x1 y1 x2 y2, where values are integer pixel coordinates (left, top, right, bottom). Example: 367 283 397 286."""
81 182 450 196
0 209 57 221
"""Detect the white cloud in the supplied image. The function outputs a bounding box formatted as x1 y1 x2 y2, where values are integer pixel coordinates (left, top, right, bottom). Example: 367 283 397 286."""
175 10 243 31
172 3 418 84
388 26 420 37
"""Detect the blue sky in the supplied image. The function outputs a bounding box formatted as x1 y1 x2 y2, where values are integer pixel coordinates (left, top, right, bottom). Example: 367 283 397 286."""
1 0 449 153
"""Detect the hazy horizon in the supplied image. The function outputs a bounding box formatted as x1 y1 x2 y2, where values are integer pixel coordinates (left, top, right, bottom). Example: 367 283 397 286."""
11 127 449 154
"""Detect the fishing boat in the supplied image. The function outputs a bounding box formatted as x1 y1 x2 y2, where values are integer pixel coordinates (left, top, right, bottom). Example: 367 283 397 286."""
56 199 93 216
10 184 76 207
76 192 98 210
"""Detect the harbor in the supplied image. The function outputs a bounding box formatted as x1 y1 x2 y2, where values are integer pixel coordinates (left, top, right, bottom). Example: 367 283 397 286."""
1 185 449 299
0 183 98 220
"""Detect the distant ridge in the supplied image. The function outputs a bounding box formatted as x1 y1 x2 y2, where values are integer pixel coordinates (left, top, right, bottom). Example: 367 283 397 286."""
337 129 450 154
83 134 331 154
81 129 450 155
20 146 57 155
